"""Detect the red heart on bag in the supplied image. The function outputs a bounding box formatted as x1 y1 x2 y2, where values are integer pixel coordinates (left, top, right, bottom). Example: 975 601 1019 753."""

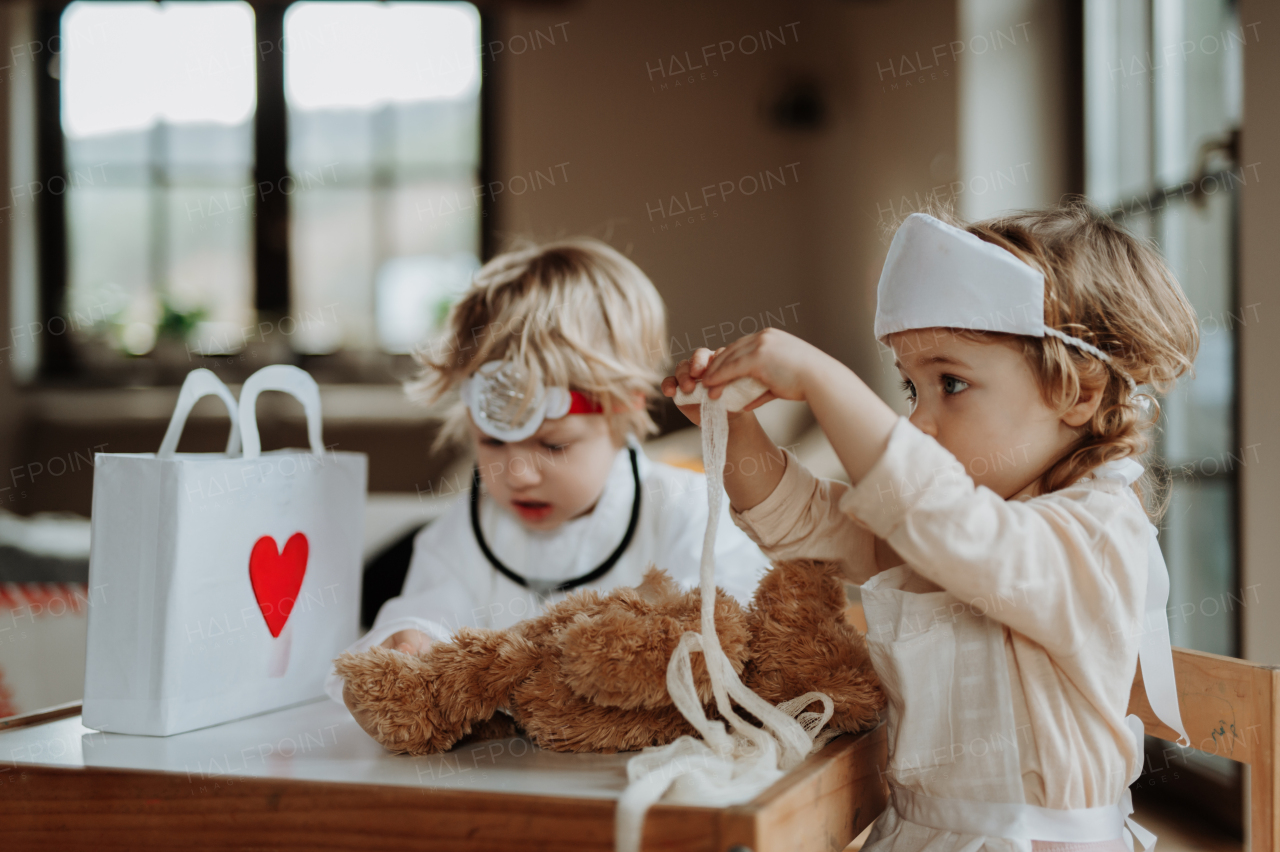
249 533 309 638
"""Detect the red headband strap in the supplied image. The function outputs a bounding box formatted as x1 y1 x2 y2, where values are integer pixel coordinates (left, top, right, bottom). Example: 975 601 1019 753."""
566 391 604 415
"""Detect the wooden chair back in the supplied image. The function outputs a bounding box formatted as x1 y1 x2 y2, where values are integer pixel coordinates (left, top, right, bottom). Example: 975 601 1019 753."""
1129 647 1280 850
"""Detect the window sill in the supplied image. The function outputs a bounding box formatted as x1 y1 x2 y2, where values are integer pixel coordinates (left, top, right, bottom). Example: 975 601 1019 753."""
20 383 450 425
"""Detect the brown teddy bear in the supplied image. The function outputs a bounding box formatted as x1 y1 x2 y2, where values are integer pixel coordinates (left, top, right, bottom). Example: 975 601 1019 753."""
334 559 884 755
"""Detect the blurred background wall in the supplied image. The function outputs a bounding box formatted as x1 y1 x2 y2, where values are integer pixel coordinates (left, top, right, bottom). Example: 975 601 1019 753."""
489 0 966 403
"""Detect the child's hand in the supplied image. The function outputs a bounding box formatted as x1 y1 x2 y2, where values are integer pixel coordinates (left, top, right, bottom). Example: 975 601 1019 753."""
699 329 821 405
381 629 431 655
663 337 811 512
661 347 722 426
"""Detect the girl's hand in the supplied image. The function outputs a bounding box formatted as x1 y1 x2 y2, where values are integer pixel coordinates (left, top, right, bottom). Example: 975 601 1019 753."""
662 347 718 426
381 628 431 655
662 339 805 513
700 329 821 405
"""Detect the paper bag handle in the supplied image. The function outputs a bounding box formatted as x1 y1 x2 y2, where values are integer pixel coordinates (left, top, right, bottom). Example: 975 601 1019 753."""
157 368 242 459
238 365 324 460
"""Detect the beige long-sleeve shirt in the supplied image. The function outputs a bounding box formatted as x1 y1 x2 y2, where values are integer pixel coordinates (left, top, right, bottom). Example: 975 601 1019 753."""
729 417 1150 809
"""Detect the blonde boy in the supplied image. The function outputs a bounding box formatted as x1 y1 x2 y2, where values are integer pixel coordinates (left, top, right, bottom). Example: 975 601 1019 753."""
326 239 768 707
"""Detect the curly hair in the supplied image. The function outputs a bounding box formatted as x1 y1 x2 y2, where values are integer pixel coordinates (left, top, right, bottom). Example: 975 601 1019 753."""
951 199 1200 517
406 238 667 449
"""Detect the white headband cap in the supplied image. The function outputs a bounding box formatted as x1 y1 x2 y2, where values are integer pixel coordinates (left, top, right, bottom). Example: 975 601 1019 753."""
874 213 1136 392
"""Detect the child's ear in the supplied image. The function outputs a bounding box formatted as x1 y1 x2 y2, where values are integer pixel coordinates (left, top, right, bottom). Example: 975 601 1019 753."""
1061 382 1104 428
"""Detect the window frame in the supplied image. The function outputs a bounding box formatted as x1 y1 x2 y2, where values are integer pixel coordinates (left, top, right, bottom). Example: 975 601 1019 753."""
30 0 493 385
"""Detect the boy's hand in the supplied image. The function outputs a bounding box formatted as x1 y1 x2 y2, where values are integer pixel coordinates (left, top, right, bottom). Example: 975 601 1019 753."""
381 629 431 655
699 329 821 405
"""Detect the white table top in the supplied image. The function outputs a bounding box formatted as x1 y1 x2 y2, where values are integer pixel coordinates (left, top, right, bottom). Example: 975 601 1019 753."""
0 697 633 799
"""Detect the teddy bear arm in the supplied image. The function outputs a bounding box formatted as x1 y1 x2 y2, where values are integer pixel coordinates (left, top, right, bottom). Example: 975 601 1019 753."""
334 628 541 755
334 647 453 754
429 628 541 734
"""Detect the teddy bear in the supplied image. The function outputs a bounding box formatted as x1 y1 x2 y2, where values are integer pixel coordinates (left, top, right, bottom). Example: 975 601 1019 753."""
334 558 884 755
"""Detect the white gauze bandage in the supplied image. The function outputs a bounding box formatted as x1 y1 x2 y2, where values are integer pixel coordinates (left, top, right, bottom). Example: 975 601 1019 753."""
615 377 836 852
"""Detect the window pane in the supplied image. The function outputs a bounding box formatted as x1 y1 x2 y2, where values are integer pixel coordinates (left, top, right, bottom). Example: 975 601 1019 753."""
393 100 481 170
1084 0 1152 207
1152 0 1243 187
1156 192 1235 465
283 3 479 110
388 179 483 256
65 187 152 352
376 254 479 354
167 187 254 345
61 1 256 356
1164 477 1235 657
284 1 482 354
290 188 376 354
165 122 255 175
288 110 376 179
63 2 255 137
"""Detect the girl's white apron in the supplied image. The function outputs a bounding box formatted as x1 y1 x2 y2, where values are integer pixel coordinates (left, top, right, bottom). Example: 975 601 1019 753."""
860 459 1189 852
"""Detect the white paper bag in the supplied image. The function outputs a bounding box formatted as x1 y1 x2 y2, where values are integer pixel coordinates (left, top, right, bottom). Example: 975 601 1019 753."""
83 366 367 736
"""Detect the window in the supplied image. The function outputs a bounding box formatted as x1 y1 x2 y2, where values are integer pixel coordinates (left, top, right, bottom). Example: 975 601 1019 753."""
1087 0 1244 657
27 0 483 380
1085 0 1245 821
284 2 481 354
62 1 257 357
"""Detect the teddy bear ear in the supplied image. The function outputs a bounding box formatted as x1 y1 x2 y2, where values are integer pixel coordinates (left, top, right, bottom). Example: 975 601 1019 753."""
751 559 847 623
635 566 679 604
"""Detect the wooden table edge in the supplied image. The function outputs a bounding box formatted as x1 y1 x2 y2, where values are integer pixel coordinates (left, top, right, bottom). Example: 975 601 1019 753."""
1 710 888 852
722 723 888 851
0 700 82 731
